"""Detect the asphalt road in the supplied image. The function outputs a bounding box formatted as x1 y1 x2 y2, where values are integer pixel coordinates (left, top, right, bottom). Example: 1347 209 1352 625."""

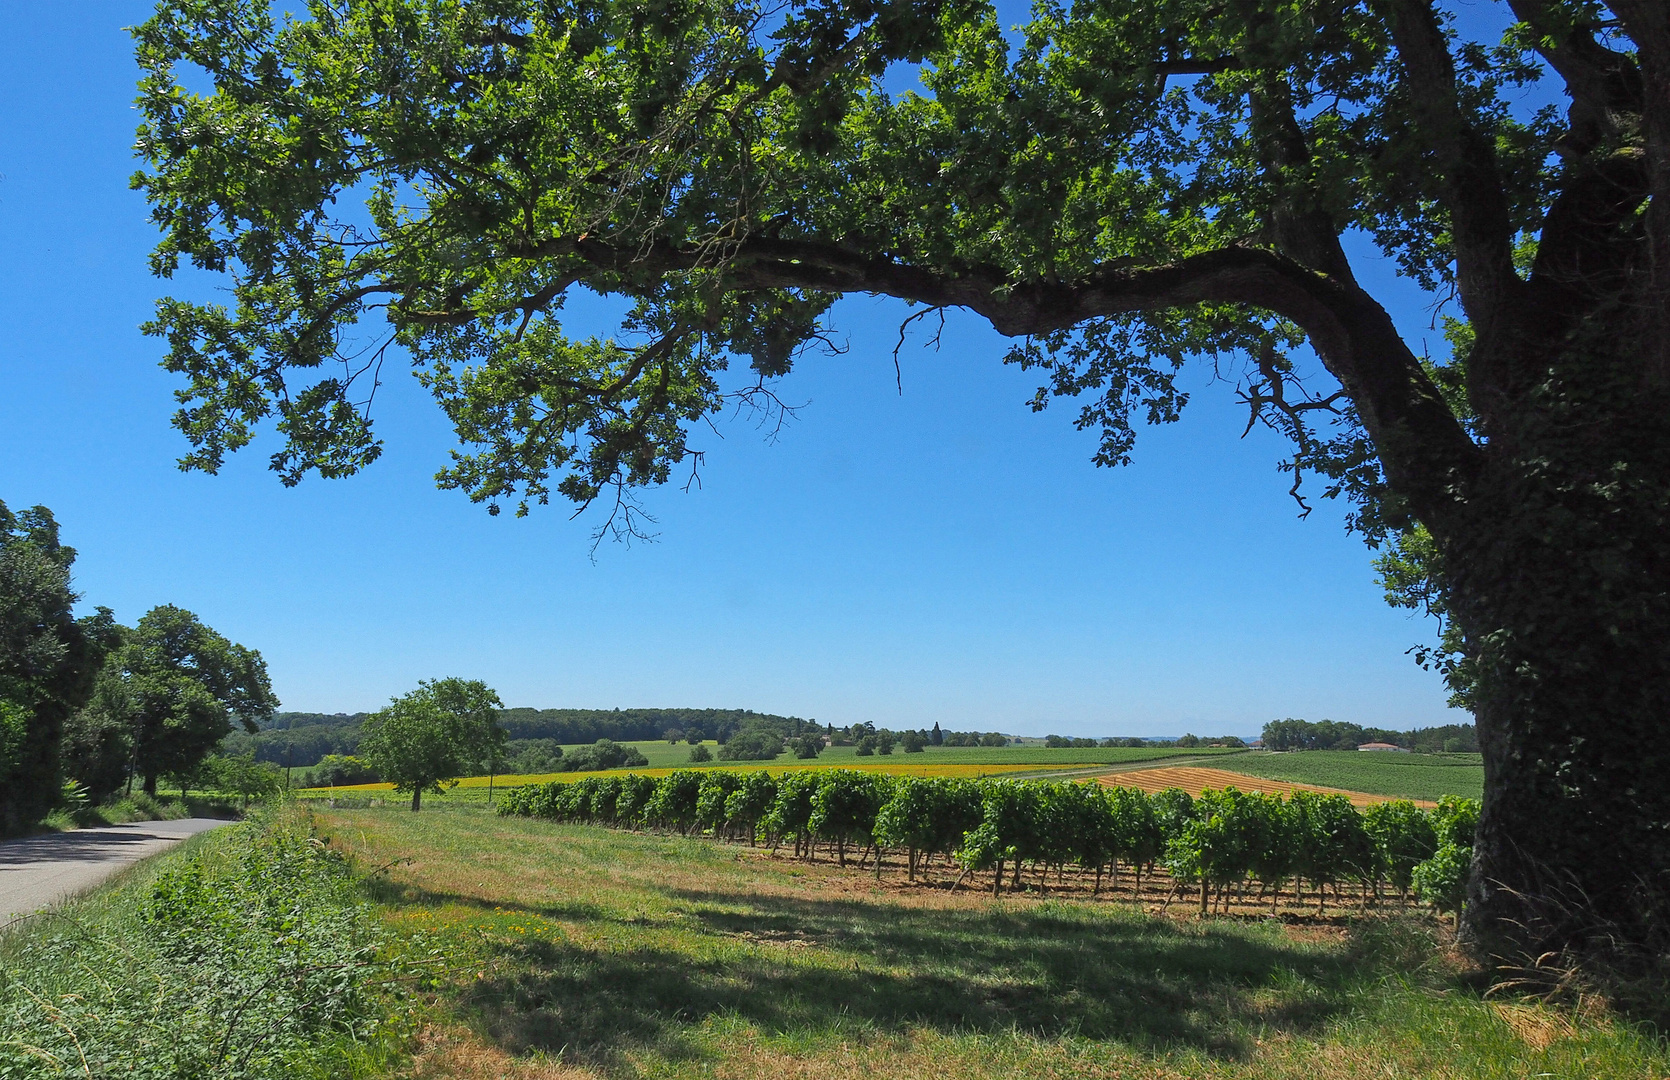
0 818 232 925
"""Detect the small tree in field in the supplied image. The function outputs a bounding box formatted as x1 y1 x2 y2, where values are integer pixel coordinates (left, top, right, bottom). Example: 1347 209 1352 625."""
360 678 502 811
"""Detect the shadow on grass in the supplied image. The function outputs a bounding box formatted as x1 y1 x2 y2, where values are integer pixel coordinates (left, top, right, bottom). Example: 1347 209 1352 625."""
362 876 612 923
420 881 1400 1071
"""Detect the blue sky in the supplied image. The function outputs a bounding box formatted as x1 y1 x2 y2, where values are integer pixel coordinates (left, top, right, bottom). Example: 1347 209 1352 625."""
0 2 1472 736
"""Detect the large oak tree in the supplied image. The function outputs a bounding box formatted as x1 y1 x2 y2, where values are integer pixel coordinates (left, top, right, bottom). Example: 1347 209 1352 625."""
134 0 1669 966
94 605 278 797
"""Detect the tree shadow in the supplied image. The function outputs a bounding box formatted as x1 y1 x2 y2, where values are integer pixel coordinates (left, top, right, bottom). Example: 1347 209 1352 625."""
450 884 1380 1071
362 876 609 923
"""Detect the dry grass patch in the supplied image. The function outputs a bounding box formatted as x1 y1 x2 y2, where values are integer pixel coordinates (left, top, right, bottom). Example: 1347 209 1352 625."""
1094 766 1435 807
403 1024 593 1080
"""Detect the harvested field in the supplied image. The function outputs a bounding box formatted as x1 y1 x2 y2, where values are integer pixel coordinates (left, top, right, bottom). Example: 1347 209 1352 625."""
1095 766 1436 808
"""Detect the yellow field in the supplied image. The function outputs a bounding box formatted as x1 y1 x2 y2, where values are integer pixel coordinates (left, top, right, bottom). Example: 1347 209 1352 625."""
1095 765 1436 807
305 759 1093 794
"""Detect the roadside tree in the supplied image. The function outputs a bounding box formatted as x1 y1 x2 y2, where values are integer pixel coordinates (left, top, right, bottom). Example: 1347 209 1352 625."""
94 605 276 798
0 501 119 828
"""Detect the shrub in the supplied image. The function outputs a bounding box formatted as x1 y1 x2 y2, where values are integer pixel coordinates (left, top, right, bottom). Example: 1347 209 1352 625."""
723 772 778 844
647 770 703 833
695 771 742 833
1413 842 1473 915
791 734 822 759
311 753 379 786
810 771 893 865
688 743 713 762
763 772 820 854
717 729 783 761
1364 800 1439 899
562 739 650 772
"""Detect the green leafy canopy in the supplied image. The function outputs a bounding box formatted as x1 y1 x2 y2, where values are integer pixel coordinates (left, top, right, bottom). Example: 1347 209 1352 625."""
133 0 1584 543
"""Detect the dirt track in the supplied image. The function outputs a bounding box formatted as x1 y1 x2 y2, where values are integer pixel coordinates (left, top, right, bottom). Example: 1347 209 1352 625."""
1094 766 1436 808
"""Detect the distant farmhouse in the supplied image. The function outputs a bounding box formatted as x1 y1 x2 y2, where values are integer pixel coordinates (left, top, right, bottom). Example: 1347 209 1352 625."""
1356 742 1411 752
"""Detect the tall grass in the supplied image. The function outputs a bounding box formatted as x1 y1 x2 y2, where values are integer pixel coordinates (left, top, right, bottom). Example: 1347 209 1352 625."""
0 805 407 1079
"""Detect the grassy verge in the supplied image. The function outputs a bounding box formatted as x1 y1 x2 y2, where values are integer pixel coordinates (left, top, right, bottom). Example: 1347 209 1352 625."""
37 790 243 832
1211 752 1485 801
317 803 1667 1080
0 804 409 1079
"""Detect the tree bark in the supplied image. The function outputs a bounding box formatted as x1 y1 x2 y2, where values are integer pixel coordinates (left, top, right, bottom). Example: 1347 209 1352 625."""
412 788 422 812
1451 373 1670 963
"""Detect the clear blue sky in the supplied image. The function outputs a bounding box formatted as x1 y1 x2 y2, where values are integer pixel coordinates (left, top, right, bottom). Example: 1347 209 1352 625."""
0 2 1471 737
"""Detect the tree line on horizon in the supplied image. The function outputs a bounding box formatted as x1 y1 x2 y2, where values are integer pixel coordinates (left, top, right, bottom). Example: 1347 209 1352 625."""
1261 719 1479 754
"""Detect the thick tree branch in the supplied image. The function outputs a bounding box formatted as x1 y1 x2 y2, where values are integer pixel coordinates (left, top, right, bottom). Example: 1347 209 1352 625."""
1528 150 1650 314
1603 0 1670 384
1246 79 1355 279
487 233 1480 527
1377 0 1524 355
1508 0 1642 158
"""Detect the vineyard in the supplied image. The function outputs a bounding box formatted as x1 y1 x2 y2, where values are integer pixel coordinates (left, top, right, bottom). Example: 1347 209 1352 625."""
499 768 1480 916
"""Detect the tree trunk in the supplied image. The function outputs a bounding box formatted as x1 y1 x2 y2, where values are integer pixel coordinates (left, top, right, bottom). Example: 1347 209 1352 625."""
1445 380 1670 966
412 788 422 812
143 772 158 797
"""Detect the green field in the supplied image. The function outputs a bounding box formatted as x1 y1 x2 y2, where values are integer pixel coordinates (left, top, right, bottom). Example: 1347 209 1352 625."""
1215 751 1485 801
309 803 1663 1080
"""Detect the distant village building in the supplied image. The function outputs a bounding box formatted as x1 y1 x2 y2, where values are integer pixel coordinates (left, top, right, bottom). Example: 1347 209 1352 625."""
1356 742 1410 752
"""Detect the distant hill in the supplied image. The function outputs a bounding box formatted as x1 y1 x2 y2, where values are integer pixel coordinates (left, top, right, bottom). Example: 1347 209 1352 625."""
224 707 814 768
496 707 813 745
223 712 370 767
